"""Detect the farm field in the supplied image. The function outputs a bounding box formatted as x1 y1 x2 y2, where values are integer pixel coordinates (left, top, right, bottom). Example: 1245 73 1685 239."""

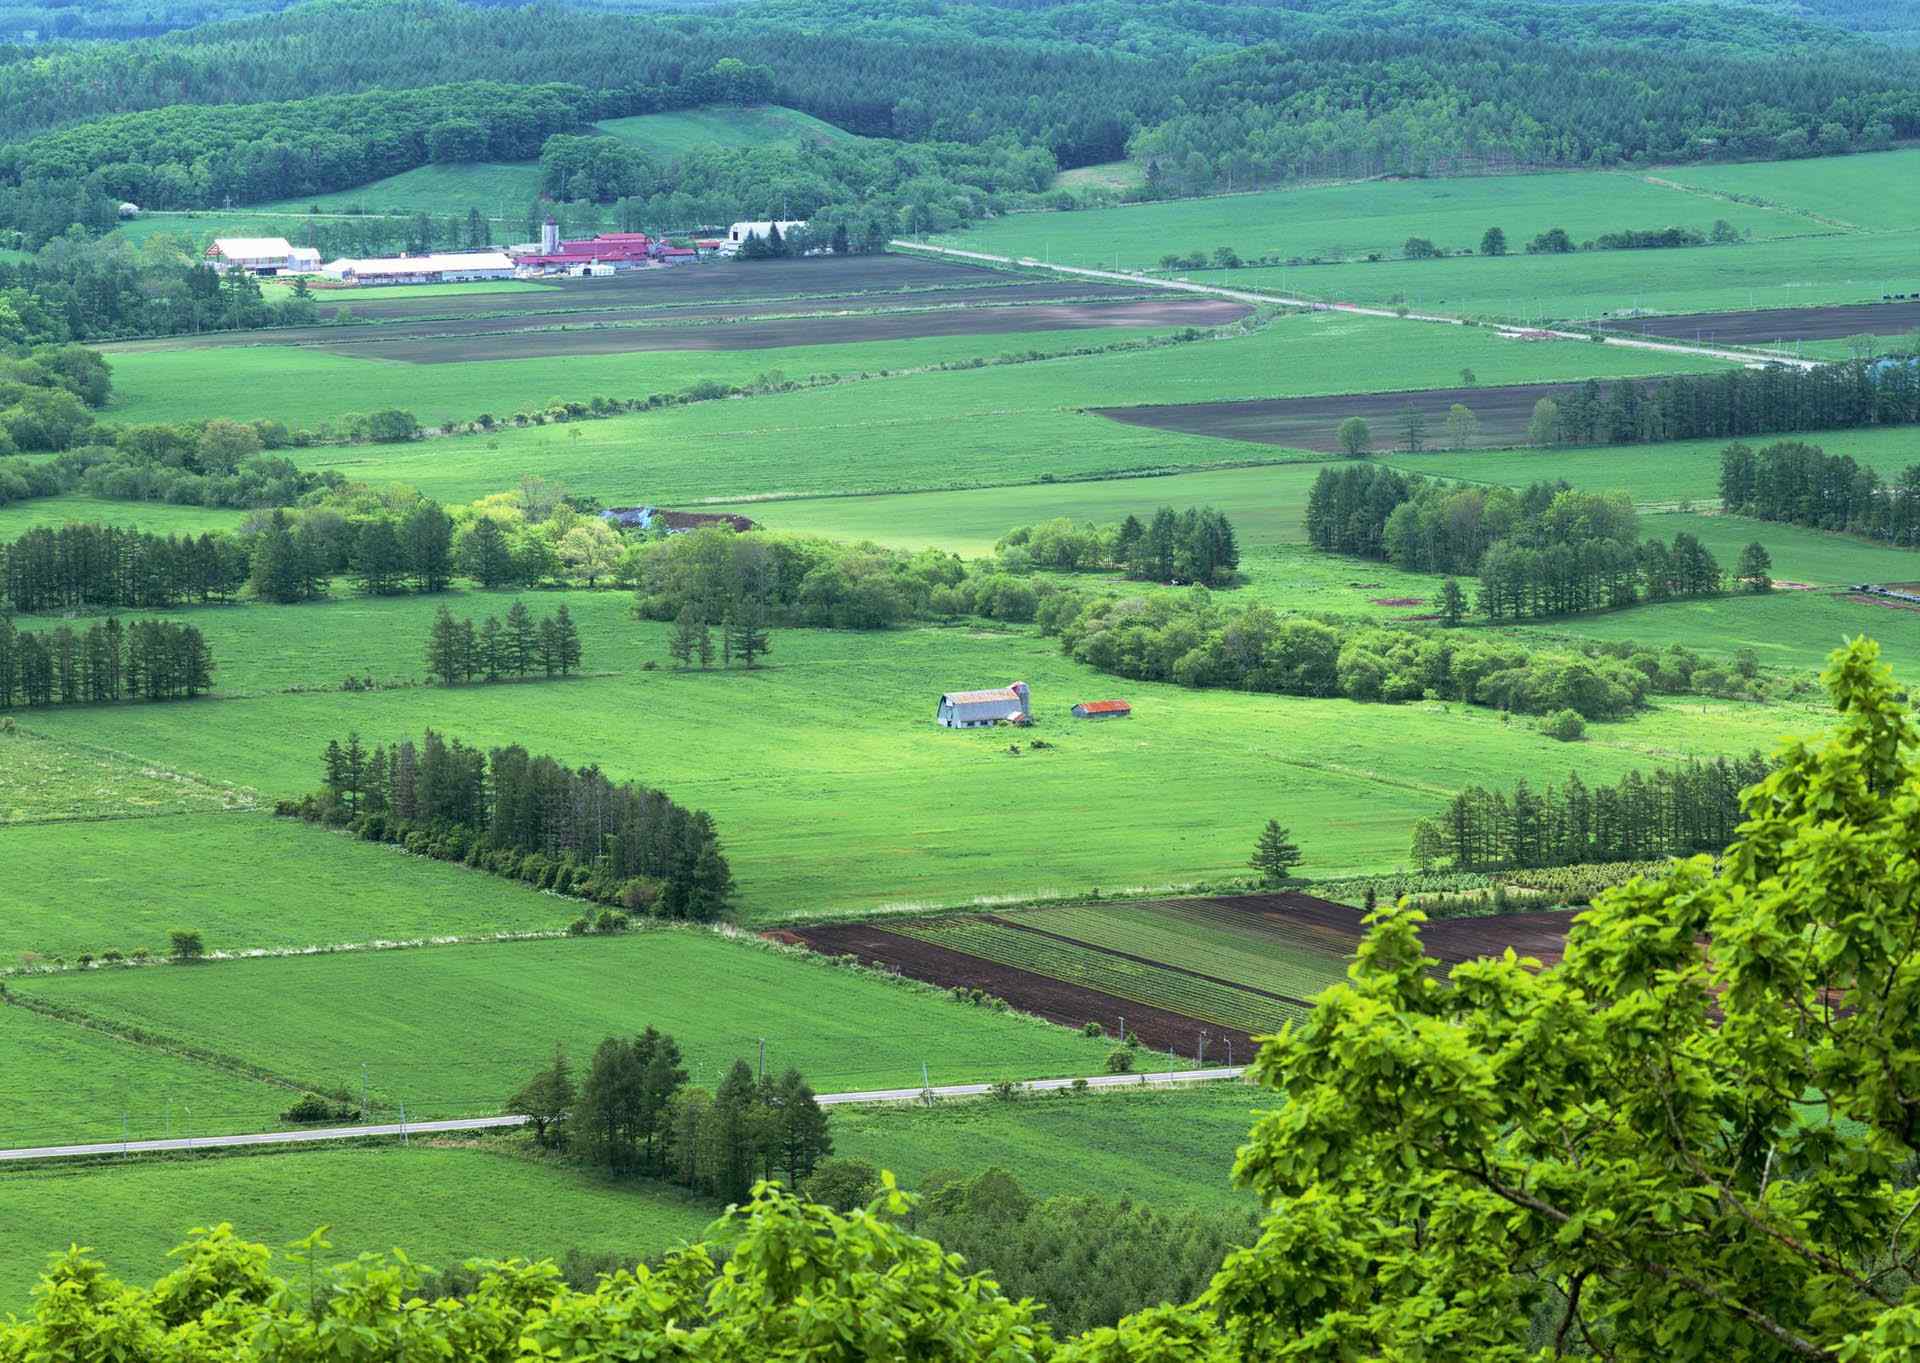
1382 425 1920 506
1601 299 1920 347
306 309 1732 504
97 317 1211 428
1655 149 1920 232
1194 230 1920 324
829 1083 1261 1210
596 104 856 153
6 933 1128 1125
0 1146 717 1304
0 730 255 825
0 813 582 965
789 894 1576 1053
0 1005 292 1151
937 168 1806 271
0 495 249 538
10 609 1816 912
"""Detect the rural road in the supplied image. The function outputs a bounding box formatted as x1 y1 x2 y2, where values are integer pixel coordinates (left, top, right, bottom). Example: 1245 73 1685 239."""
891 239 1817 370
0 1067 1248 1164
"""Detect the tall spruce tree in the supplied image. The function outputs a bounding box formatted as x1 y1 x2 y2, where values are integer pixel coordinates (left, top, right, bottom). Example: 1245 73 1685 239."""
1250 819 1303 885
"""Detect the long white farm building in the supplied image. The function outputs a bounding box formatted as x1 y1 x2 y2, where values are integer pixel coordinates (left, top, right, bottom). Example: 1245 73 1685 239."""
320 252 515 285
206 237 322 276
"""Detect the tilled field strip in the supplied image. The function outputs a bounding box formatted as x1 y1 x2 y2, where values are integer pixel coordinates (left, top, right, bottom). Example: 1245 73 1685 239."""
1602 298 1920 346
981 914 1321 1009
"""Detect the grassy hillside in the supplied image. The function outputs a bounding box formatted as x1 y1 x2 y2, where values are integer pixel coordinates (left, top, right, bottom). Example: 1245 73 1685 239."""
0 814 583 965
0 496 249 539
596 105 857 154
942 166 1812 271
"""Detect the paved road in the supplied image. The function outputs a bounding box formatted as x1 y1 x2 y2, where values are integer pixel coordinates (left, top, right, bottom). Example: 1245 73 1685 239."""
0 1068 1248 1164
891 239 1816 370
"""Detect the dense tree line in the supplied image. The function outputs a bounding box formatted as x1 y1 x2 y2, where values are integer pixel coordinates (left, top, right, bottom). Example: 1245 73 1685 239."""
294 728 733 919
424 602 580 685
0 437 341 513
0 523 246 612
511 1035 831 1204
1410 753 1772 871
1307 468 1738 620
1525 362 1920 449
0 340 113 453
1 237 318 341
1043 588 1769 719
1719 438 1920 544
997 506 1239 586
0 615 212 707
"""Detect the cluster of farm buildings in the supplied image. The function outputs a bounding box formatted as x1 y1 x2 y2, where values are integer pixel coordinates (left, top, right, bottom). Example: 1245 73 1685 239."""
205 219 809 286
934 682 1132 727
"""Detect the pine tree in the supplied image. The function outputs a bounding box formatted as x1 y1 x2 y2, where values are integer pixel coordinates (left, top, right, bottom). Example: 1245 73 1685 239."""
322 738 347 797
552 605 582 675
1737 541 1774 593
696 615 715 669
1441 577 1465 626
727 594 771 669
479 615 504 681
342 731 366 810
505 600 536 676
535 614 561 676
668 604 702 668
773 1069 832 1184
457 617 478 682
509 1043 575 1148
425 604 461 685
1250 819 1303 885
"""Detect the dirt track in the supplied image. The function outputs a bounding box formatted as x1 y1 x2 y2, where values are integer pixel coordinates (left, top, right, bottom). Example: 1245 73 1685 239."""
1602 298 1920 347
1093 378 1624 451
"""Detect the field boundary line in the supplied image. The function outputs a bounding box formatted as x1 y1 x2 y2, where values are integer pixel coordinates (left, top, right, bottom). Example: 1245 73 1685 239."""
980 915 1316 1010
0 1068 1252 1164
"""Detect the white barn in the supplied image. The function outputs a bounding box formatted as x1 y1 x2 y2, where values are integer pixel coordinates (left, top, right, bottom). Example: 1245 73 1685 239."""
720 219 810 254
936 681 1030 728
206 237 322 276
319 251 515 285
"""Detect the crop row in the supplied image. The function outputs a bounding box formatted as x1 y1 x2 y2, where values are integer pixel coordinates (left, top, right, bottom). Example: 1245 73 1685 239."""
1003 904 1352 1001
894 919 1302 1035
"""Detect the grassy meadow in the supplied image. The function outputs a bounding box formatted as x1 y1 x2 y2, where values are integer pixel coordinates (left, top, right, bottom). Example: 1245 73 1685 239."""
0 1005 293 1150
1655 149 1920 232
0 813 583 965
97 321 1203 429
298 311 1730 504
0 495 249 539
13 596 1821 913
0 1145 717 1303
10 933 1129 1116
596 105 856 154
0 730 255 824
939 168 1805 271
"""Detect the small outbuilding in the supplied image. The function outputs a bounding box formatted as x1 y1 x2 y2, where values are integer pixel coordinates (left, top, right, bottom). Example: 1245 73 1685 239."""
1071 699 1132 719
937 681 1030 728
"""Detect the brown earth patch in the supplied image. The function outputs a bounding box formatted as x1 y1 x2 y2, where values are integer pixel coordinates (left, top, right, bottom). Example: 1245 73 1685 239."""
1370 596 1424 606
1600 298 1920 346
1090 379 1686 452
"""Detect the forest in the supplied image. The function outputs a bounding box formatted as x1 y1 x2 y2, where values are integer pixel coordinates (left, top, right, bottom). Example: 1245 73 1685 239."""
291 726 735 919
1410 753 1774 872
6 0 1920 240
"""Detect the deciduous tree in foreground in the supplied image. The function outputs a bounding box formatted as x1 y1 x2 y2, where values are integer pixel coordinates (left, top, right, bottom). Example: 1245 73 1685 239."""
7 641 1919 1360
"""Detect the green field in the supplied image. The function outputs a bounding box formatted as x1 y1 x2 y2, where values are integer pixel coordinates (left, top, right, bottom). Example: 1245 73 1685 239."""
1656 150 1920 233
0 1005 291 1149
830 1082 1260 1209
1201 231 1920 325
96 321 1203 429
940 168 1808 272
0 495 249 539
12 599 1818 912
10 933 1126 1121
0 730 255 825
252 162 546 219
0 813 582 965
596 105 856 155
1383 425 1920 507
0 1145 716 1304
300 311 1728 504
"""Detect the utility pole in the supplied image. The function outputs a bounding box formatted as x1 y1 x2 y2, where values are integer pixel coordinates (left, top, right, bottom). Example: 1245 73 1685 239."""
922 1061 932 1107
362 1063 370 1121
399 1102 408 1144
1197 1031 1206 1066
